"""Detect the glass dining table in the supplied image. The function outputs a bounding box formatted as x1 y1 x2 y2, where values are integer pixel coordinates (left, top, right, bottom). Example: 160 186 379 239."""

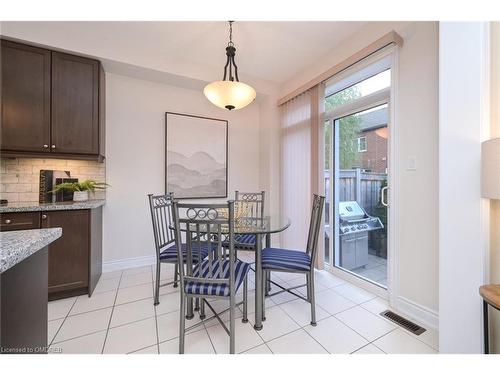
177 214 290 331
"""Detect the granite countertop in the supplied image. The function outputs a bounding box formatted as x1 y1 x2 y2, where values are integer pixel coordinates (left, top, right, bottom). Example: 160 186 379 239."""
0 199 105 213
0 228 62 273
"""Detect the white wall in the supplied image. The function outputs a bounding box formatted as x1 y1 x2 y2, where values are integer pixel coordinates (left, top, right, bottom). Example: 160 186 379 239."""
278 22 440 328
394 22 439 326
103 73 262 268
439 22 489 353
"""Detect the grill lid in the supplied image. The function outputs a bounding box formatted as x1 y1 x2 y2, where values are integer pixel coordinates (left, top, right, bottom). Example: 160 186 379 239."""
339 201 365 221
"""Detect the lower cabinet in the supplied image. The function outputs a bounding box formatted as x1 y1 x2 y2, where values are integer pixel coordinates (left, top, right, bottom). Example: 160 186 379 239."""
42 210 89 298
0 208 102 301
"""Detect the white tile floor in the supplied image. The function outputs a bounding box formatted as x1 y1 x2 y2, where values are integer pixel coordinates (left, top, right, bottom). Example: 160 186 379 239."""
47 254 438 354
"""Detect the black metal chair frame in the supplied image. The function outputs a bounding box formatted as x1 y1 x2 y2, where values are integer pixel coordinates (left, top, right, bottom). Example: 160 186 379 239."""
148 193 182 306
171 200 249 354
262 194 325 326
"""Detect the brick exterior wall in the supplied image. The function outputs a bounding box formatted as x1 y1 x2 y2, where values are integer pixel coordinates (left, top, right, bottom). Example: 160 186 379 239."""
0 158 106 203
360 126 388 173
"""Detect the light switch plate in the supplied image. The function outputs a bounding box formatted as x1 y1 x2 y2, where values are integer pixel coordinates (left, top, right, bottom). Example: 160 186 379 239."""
407 156 417 171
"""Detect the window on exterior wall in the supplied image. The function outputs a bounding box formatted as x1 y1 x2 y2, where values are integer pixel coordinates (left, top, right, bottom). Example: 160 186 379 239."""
357 137 367 152
325 69 391 112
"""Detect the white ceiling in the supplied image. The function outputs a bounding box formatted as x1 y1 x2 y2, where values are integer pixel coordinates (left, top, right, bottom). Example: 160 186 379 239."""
2 21 365 86
148 21 366 83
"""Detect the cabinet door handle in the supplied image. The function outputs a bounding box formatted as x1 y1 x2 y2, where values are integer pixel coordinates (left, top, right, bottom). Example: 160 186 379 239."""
43 144 49 148
51 145 56 149
41 214 47 220
4 219 11 224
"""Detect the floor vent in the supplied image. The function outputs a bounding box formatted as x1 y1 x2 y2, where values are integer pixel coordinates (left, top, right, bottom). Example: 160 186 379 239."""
380 310 426 335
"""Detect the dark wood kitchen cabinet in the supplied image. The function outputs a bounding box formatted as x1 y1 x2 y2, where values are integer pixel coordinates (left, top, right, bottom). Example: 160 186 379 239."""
0 41 51 153
0 208 102 301
1 40 105 162
0 212 40 232
41 210 90 298
51 52 99 155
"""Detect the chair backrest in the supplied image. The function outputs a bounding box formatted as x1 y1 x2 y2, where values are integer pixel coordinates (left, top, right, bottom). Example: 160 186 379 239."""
148 193 175 259
171 200 236 295
235 190 265 219
306 194 326 263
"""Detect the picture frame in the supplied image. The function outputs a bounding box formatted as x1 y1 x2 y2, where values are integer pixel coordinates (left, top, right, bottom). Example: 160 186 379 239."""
165 112 228 199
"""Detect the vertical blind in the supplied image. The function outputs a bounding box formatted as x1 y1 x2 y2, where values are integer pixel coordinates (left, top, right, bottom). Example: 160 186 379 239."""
280 85 322 253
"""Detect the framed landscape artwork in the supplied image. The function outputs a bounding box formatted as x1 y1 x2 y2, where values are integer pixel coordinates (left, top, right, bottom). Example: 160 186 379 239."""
165 112 228 199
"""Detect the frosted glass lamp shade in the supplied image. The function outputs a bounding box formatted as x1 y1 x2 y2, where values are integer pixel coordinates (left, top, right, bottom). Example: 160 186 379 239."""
204 81 256 111
482 138 500 199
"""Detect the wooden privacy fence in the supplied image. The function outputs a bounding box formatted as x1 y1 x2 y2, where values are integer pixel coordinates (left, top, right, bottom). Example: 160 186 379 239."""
324 169 387 216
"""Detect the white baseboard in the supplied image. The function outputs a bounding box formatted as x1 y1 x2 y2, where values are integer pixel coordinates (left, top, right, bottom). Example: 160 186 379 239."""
102 255 156 273
394 295 439 331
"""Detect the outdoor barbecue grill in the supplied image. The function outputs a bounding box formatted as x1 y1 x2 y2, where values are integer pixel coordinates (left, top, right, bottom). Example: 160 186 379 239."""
339 201 384 270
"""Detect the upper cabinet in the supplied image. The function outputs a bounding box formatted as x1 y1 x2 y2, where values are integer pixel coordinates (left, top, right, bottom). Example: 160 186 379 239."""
51 52 99 155
1 40 105 162
1 41 51 153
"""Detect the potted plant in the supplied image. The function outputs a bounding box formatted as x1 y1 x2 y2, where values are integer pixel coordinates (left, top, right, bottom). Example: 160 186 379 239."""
51 179 108 202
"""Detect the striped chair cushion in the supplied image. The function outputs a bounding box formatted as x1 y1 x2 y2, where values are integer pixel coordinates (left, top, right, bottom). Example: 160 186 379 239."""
184 259 251 297
234 234 256 247
159 243 214 263
221 234 256 249
261 248 311 272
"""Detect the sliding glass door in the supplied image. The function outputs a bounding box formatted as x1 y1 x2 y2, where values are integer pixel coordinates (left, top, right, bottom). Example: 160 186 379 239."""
323 60 391 290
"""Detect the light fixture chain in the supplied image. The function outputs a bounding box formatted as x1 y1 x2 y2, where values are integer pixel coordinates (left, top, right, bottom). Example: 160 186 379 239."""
228 21 234 46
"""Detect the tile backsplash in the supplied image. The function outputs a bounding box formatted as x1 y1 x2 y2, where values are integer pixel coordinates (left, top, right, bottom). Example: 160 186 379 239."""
0 158 106 203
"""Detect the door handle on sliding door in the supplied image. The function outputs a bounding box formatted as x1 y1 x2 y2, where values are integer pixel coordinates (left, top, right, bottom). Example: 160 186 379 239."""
381 186 388 207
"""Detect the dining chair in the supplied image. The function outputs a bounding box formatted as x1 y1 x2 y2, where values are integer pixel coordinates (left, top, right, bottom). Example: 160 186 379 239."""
231 191 271 292
148 193 215 306
233 190 265 253
171 200 250 354
261 194 325 326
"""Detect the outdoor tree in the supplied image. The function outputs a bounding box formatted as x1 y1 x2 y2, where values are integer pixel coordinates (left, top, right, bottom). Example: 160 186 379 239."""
324 86 362 169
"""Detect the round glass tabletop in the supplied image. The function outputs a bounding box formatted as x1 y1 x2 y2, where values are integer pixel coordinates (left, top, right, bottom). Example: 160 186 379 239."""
173 214 290 235
232 215 290 235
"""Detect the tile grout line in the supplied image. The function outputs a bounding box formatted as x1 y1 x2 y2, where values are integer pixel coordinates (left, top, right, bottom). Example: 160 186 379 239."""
266 287 333 353
52 328 109 346
48 296 78 349
329 309 392 350
263 342 274 354
331 304 399 343
100 270 124 354
239 340 271 354
253 300 331 353
128 343 158 354
369 329 395 353
350 342 386 354
299 326 330 353
384 326 439 352
203 303 218 354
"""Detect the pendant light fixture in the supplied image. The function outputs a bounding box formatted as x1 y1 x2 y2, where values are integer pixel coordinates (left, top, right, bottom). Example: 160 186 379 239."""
204 21 256 111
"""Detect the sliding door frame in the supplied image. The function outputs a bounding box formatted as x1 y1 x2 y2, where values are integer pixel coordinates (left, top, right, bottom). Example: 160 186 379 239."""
322 46 400 302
